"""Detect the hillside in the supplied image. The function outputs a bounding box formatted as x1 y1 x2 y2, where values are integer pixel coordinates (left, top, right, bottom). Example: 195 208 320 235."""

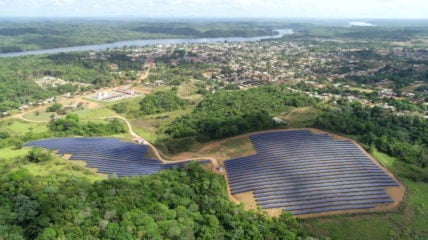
0 21 427 240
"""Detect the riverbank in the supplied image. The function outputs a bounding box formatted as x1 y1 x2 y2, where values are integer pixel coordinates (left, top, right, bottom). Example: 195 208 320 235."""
0 29 293 57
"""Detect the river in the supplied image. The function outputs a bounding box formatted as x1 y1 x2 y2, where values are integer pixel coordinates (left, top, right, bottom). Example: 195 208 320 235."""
0 29 293 58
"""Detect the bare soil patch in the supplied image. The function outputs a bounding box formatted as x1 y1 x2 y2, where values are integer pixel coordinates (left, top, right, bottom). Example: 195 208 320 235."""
234 192 258 211
60 96 101 110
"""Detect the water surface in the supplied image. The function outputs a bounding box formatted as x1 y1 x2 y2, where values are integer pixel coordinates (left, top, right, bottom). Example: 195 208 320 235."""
0 29 293 57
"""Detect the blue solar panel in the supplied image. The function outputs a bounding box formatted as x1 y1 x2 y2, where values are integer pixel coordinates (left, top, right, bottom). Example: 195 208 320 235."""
25 138 210 176
224 130 400 215
264 198 393 210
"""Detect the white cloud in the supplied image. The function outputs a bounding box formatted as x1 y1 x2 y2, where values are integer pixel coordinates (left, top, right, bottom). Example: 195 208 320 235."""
0 0 427 18
52 0 75 5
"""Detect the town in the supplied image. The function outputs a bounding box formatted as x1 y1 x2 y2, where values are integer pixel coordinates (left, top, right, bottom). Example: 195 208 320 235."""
7 34 425 120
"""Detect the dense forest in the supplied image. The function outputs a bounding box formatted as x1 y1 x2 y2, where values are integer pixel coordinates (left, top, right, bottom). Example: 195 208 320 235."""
132 23 273 38
139 91 189 115
49 113 127 137
0 160 302 239
293 24 428 41
163 85 318 151
0 21 284 53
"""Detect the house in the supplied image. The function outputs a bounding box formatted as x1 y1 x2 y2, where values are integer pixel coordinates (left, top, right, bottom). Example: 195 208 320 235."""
62 104 78 111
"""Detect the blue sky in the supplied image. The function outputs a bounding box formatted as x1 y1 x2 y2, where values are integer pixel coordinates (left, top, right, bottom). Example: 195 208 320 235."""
0 0 427 18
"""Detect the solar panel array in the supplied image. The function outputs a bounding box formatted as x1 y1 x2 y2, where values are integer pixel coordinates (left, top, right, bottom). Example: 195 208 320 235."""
224 130 399 215
26 138 209 177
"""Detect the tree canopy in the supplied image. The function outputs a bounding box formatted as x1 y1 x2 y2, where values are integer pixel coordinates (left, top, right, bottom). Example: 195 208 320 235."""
139 91 188 115
0 161 303 239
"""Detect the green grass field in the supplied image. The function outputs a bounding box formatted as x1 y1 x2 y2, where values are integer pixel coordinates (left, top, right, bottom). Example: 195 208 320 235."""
0 147 30 159
372 149 396 168
22 104 116 123
130 108 192 143
280 106 320 128
73 107 116 122
0 147 103 182
177 80 204 102
2 120 48 135
22 110 56 122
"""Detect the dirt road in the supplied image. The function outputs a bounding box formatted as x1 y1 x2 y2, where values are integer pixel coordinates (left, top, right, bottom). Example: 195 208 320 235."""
101 115 220 170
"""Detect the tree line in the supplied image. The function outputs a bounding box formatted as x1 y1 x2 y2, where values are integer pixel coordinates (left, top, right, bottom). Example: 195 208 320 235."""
314 102 428 182
0 160 303 239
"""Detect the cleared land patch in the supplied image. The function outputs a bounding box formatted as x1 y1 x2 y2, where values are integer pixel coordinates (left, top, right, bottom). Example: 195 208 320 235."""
280 107 319 128
224 129 404 217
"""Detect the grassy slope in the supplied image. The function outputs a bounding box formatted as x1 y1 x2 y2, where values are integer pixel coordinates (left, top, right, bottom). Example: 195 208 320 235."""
302 150 428 240
0 102 124 184
22 111 54 122
2 88 426 239
280 106 320 128
0 147 103 182
2 120 48 135
200 137 256 163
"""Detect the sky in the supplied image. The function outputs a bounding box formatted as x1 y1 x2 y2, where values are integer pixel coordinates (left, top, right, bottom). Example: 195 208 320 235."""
0 0 427 19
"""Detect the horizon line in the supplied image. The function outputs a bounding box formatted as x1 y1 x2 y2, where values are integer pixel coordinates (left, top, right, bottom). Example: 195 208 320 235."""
1 16 428 20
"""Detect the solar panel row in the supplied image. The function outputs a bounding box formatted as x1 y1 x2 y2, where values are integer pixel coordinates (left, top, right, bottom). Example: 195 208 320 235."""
224 130 399 215
25 138 209 177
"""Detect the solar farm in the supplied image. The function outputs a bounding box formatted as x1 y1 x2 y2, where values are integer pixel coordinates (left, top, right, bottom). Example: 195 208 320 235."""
25 129 403 217
25 138 208 177
224 130 401 216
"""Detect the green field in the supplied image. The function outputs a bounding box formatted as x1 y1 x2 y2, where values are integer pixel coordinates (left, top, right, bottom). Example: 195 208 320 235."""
22 110 55 122
177 80 205 102
76 107 117 122
131 108 193 143
372 149 397 168
0 147 103 182
0 147 30 159
279 106 320 128
2 120 48 135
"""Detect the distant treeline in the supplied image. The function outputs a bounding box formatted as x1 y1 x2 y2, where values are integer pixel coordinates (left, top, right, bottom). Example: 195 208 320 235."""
0 21 283 53
291 24 428 41
0 27 61 36
131 25 273 38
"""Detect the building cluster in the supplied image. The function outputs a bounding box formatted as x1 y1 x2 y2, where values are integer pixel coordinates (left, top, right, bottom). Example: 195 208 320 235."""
111 40 425 113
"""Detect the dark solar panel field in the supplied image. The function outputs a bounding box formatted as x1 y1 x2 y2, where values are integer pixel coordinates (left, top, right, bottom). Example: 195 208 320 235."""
26 138 209 177
224 130 399 216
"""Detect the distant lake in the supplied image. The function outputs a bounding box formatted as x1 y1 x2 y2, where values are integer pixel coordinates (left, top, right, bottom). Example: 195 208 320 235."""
0 29 293 58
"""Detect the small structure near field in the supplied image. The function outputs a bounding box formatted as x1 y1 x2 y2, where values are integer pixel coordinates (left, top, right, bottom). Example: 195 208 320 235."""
90 88 142 102
134 137 147 145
